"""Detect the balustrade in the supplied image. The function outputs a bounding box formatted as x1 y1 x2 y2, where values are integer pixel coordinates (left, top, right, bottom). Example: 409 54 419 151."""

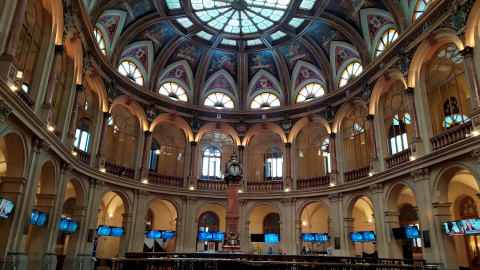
148 172 183 187
297 176 330 189
430 121 472 151
247 181 283 192
72 146 90 165
197 179 227 190
385 148 411 169
15 90 34 108
344 166 370 182
104 161 135 180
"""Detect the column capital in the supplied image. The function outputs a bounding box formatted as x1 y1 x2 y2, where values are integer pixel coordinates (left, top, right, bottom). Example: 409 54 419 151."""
404 87 415 96
411 167 430 182
32 136 50 152
280 198 296 206
285 142 292 148
369 183 384 194
366 114 374 121
0 100 12 126
328 192 343 202
134 189 149 198
103 112 111 119
182 196 198 204
460 46 474 58
90 178 104 189
54 45 65 55
190 141 197 147
329 132 336 139
238 145 245 150
239 199 248 206
144 130 152 137
472 148 480 164
76 84 84 93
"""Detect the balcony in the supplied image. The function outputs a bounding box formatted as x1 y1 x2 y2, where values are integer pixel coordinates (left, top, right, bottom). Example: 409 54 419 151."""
104 161 135 180
148 172 183 187
72 146 91 165
430 121 472 151
385 148 411 169
297 176 330 189
344 166 370 182
197 179 227 190
247 181 283 192
15 89 34 108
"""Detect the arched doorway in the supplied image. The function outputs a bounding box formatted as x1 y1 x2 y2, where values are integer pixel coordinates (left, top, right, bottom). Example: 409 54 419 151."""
144 199 178 252
299 202 330 254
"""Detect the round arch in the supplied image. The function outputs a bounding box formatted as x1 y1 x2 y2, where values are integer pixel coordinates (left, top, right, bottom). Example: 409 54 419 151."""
149 113 194 142
331 97 367 133
110 95 148 131
369 69 407 115
242 123 287 146
288 115 331 143
0 127 29 178
433 163 480 203
195 122 240 145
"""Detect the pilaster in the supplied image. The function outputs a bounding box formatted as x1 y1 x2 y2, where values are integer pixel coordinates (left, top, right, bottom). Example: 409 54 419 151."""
328 192 344 256
280 198 296 255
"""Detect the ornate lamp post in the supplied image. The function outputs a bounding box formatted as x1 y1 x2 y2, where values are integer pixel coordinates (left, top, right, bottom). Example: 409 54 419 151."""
222 147 243 252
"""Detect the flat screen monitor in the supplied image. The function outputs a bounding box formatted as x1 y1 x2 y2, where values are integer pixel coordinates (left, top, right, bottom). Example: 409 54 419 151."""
198 231 213 241
212 232 224 241
443 220 465 236
315 233 329 242
350 232 363 242
161 231 175 239
59 219 69 231
302 233 315 242
30 209 40 225
264 234 279 243
0 198 14 219
404 226 420 239
67 221 79 233
110 227 125 237
146 230 161 239
461 219 480 235
361 231 376 242
392 227 407 239
36 212 48 226
97 225 112 236
250 234 264 242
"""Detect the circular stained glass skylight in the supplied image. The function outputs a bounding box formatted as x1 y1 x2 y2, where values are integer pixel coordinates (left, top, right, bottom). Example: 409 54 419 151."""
190 0 291 35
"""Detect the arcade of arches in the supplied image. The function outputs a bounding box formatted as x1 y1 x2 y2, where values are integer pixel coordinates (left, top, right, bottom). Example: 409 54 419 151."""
2 0 480 269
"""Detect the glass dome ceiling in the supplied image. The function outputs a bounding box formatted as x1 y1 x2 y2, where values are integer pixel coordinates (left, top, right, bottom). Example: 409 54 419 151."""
190 0 291 35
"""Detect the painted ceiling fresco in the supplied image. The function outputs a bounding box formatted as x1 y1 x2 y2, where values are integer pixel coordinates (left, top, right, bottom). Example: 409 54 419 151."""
90 0 424 104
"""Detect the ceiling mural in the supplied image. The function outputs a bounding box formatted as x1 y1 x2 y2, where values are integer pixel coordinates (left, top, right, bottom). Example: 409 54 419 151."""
247 51 279 83
87 0 426 108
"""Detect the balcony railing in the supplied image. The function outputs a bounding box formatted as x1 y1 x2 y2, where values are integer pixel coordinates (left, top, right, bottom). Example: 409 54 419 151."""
104 161 135 180
247 181 283 192
148 172 183 187
197 179 227 190
385 148 411 169
297 175 330 189
15 90 34 108
73 146 91 165
344 166 370 182
430 121 472 151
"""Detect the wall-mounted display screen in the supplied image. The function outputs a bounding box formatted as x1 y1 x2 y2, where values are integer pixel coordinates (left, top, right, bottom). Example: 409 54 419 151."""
30 210 40 225
161 231 175 239
443 220 465 236
97 225 112 236
264 234 279 243
302 233 315 242
461 219 480 235
392 227 407 239
198 231 213 240
250 234 264 242
110 227 125 237
315 233 329 242
212 232 224 241
0 198 15 219
361 231 376 242
36 212 48 226
350 232 363 242
59 219 70 231
404 226 420 239
67 221 79 233
147 230 161 239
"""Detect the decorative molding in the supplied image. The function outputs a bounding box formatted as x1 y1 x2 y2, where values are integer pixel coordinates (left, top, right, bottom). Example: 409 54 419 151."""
134 189 149 198
404 87 414 96
182 196 198 204
32 136 50 152
90 178 104 189
0 100 12 126
411 167 430 182
239 199 248 206
280 198 296 206
460 46 474 58
369 183 384 194
328 193 343 202
472 148 480 164
60 161 73 172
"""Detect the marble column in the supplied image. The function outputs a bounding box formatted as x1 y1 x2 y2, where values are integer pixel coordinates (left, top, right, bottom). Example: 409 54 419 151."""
238 145 244 163
43 45 65 105
141 131 152 169
404 87 421 138
366 114 377 159
96 112 111 159
285 143 291 178
329 133 337 172
67 85 84 136
118 213 133 257
460 46 480 109
62 206 88 270
4 0 28 56
189 141 197 176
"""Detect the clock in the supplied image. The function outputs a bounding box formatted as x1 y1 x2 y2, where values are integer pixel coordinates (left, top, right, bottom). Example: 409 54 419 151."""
228 164 241 176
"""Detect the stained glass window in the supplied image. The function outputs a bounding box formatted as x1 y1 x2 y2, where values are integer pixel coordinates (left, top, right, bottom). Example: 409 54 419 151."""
296 83 325 103
339 62 362 88
270 31 286 40
221 39 236 46
204 93 234 108
413 0 433 21
166 0 181 9
118 61 144 86
247 39 263 46
251 93 280 109
177 18 194 28
288 18 305 28
159 82 188 101
375 29 398 57
197 31 213 40
94 28 106 56
201 146 222 180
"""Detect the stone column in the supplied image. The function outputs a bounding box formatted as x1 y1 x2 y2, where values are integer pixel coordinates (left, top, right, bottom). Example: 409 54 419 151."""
187 142 197 189
284 143 292 191
366 115 377 159
238 146 244 163
404 87 425 156
369 183 388 258
43 45 65 105
383 211 403 259
329 133 339 185
96 112 111 167
328 193 344 256
4 0 28 56
180 196 198 252
432 202 459 270
141 131 152 169
460 47 480 109
238 199 248 253
118 213 133 257
174 217 183 252
62 205 88 270
128 190 149 252
280 198 296 255
67 85 84 136
343 217 356 256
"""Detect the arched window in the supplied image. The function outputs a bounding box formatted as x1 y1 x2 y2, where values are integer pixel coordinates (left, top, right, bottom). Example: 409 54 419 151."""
16 0 44 95
339 62 362 88
264 213 280 235
204 93 234 108
93 28 106 56
74 118 91 152
105 105 138 167
383 81 411 155
265 147 283 181
425 43 471 136
296 124 330 178
198 211 219 233
118 61 144 86
296 83 325 103
250 93 280 109
375 29 398 57
413 0 433 21
150 123 186 176
343 107 371 170
201 146 222 180
159 82 188 102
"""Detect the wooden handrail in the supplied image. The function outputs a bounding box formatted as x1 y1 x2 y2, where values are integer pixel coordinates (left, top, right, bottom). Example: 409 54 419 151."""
104 161 135 179
246 181 283 191
344 166 370 182
72 146 91 165
147 172 183 187
430 121 472 151
15 90 34 108
297 175 330 189
197 179 227 190
385 148 411 169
